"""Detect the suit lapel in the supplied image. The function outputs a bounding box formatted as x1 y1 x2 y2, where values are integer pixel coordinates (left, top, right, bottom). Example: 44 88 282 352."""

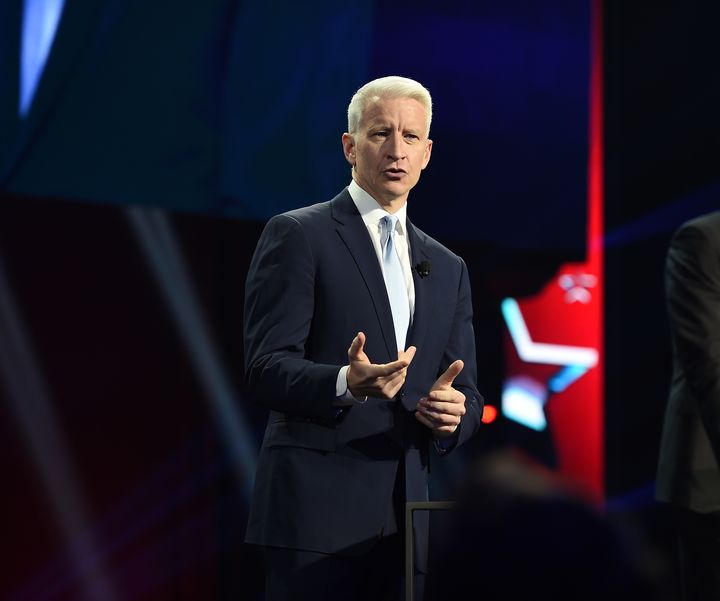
406 220 431 353
331 190 397 360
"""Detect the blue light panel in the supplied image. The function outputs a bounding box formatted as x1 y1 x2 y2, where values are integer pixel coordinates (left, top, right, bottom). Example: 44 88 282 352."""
20 0 66 117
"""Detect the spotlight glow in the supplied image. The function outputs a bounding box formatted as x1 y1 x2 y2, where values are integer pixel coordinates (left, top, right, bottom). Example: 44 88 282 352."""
20 0 67 116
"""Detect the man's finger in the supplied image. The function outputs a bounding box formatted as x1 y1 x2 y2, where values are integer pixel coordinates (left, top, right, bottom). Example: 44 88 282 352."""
418 401 466 418
432 359 464 390
415 410 454 430
374 358 410 377
415 410 459 436
399 345 417 364
427 389 466 404
348 331 366 359
414 410 435 430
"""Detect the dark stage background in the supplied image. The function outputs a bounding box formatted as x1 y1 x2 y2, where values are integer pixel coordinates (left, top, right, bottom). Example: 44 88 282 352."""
0 0 718 599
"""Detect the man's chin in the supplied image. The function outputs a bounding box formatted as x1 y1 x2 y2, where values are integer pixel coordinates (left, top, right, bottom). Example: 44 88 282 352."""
379 183 411 201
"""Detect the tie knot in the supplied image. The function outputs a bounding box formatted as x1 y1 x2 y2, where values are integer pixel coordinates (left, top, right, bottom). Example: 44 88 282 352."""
380 215 399 249
381 214 399 236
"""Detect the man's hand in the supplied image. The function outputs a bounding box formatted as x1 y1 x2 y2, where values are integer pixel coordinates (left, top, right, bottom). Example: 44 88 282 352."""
347 332 416 399
415 360 466 437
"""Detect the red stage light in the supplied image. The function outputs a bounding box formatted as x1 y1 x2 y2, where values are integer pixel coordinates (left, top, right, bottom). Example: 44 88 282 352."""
481 405 498 424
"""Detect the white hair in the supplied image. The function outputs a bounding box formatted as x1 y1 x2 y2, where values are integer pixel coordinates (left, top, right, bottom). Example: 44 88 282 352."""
347 76 432 136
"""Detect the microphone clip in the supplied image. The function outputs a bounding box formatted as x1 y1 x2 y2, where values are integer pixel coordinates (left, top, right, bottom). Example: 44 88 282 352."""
413 260 431 278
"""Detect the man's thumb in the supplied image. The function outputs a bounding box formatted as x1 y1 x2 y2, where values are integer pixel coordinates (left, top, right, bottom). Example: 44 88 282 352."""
433 359 464 389
348 331 366 359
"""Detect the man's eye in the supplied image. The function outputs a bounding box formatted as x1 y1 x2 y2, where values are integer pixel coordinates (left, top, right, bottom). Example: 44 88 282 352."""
404 133 419 141
373 131 388 138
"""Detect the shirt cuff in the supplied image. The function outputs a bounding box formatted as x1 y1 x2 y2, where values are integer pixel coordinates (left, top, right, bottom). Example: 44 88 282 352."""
334 365 367 405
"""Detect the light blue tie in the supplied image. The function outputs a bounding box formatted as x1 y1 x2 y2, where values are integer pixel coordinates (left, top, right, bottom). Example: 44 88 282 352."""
380 215 410 351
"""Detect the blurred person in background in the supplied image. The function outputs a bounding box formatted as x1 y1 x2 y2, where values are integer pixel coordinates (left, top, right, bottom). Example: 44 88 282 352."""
427 449 660 600
657 211 720 601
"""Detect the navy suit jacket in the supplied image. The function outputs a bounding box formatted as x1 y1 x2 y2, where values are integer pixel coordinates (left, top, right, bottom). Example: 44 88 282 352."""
243 188 483 567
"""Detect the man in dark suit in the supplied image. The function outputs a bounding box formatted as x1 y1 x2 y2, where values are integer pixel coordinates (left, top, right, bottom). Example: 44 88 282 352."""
657 210 720 600
244 76 483 600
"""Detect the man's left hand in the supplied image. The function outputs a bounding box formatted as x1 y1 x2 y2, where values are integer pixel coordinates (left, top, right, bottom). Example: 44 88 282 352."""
414 360 466 438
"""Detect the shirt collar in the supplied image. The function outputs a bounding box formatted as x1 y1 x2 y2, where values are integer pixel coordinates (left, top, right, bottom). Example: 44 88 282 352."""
347 179 408 235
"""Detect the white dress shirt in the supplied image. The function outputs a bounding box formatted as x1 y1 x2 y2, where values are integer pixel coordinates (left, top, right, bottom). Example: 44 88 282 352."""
335 180 416 401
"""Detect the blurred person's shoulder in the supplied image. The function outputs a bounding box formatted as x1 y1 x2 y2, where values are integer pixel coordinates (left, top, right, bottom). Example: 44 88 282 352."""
677 210 720 236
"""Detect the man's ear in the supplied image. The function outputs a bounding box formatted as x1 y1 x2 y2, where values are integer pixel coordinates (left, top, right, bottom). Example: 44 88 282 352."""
421 138 433 170
342 133 356 166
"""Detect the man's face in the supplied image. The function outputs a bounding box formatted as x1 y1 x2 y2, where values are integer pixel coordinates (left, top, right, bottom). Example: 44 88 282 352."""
342 96 432 209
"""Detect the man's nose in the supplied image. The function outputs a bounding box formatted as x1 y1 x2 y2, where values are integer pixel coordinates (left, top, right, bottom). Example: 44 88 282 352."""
386 133 406 160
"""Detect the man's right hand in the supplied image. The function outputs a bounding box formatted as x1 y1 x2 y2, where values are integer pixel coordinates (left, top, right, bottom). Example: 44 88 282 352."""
346 332 416 399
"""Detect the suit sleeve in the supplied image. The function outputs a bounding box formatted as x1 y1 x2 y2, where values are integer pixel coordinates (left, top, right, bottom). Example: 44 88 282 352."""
437 257 484 452
244 214 339 418
666 223 720 460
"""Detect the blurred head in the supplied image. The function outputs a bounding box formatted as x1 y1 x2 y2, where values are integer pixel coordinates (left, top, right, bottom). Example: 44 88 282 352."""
425 449 660 601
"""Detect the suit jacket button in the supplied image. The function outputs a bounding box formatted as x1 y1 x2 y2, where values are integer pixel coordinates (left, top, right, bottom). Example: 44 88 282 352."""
400 389 407 398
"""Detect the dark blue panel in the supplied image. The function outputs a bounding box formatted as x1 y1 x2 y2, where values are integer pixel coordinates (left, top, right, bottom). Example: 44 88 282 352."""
220 1 590 251
3 0 589 252
219 0 375 219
